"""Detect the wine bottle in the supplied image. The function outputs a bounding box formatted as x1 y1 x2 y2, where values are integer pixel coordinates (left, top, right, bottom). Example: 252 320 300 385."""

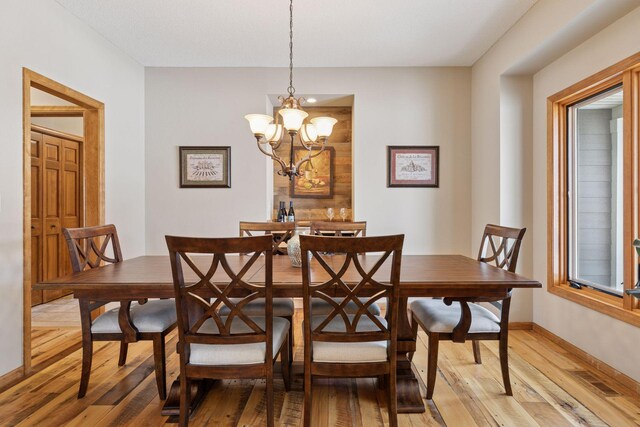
288 201 295 222
277 201 285 222
280 201 288 222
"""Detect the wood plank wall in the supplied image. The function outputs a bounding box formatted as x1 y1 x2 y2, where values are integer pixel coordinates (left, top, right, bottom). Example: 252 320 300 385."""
272 106 353 221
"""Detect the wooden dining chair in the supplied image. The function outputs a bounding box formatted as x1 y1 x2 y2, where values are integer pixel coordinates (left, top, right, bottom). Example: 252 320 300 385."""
409 224 526 399
300 234 404 427
309 220 367 237
236 221 296 359
166 234 291 427
239 221 295 254
307 221 380 317
63 224 177 399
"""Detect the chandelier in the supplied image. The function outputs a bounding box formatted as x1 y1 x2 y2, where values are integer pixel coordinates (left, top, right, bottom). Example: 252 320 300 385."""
244 0 337 180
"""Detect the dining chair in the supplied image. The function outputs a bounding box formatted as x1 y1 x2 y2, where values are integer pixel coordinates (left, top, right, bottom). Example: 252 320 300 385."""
236 221 296 359
307 221 380 317
409 224 526 399
300 234 404 427
239 221 295 254
309 220 367 237
166 234 291 427
63 224 176 399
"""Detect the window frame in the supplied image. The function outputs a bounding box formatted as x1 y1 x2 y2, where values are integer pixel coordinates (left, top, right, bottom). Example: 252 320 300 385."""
548 52 640 326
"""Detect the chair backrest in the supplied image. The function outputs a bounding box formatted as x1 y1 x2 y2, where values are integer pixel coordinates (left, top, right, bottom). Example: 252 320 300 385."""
309 221 367 237
63 224 123 273
477 224 526 273
300 235 403 351
239 221 295 252
166 235 273 362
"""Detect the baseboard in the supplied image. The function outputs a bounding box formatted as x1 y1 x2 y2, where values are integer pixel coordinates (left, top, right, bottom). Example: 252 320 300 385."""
0 366 25 394
531 323 640 397
508 322 533 330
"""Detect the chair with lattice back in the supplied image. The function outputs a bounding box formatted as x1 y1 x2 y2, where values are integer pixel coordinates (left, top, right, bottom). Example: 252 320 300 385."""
236 221 296 357
300 234 404 427
63 224 176 400
166 234 291 427
309 221 367 237
409 224 526 399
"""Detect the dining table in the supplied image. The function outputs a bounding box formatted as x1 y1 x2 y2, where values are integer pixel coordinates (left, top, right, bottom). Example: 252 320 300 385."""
35 253 541 415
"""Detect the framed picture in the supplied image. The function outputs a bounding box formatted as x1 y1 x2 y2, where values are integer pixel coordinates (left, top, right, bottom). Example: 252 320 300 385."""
290 147 334 198
387 145 439 188
179 146 231 188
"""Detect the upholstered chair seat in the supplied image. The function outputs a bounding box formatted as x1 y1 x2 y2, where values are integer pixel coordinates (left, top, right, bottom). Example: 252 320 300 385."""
91 300 177 334
410 299 500 334
190 316 290 366
309 315 388 363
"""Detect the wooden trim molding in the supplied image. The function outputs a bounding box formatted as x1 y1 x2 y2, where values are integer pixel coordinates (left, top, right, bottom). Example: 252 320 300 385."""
31 105 85 117
22 68 105 375
547 52 640 327
0 366 25 394
31 124 83 143
532 324 640 397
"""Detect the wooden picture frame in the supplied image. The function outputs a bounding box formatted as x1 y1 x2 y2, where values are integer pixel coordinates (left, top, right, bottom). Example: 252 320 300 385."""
290 147 334 198
179 146 231 188
387 145 439 188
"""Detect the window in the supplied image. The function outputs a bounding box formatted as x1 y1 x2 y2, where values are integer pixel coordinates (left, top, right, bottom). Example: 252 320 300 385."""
567 86 624 295
548 53 640 325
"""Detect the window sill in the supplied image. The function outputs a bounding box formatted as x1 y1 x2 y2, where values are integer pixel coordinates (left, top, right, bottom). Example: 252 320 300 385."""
549 283 640 327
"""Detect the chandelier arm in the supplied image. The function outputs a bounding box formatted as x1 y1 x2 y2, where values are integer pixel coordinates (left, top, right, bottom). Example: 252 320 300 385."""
271 138 284 151
294 144 326 171
256 139 287 171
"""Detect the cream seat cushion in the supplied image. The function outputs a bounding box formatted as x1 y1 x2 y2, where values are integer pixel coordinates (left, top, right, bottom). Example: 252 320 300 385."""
410 298 500 334
189 316 289 366
310 298 381 316
218 298 294 317
91 299 177 334
310 314 388 363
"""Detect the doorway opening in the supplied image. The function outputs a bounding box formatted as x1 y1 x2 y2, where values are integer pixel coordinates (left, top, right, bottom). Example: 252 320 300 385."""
23 69 105 374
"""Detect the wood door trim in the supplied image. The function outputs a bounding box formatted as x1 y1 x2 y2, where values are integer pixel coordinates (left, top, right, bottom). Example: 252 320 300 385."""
31 124 83 143
22 68 105 376
31 105 85 117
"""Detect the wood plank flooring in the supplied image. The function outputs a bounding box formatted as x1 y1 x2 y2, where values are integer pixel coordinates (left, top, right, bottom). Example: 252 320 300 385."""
2 309 640 426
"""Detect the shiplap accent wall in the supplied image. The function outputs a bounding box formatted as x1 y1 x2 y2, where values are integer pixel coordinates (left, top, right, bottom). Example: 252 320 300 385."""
577 109 612 286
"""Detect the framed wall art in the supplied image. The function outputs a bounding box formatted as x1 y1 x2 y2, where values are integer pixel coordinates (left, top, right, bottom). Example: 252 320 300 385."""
290 146 334 198
387 145 439 188
179 146 231 188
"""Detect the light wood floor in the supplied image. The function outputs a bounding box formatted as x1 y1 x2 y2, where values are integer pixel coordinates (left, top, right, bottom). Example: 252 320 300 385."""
3 310 640 426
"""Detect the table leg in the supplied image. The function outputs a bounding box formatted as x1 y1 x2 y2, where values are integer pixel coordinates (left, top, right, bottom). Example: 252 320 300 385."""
161 378 217 417
396 297 425 413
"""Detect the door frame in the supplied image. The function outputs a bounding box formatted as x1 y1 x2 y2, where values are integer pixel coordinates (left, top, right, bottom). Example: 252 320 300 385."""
22 68 105 374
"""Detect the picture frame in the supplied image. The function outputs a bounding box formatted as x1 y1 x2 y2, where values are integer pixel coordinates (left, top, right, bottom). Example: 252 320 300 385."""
290 146 334 198
387 145 439 188
179 146 231 188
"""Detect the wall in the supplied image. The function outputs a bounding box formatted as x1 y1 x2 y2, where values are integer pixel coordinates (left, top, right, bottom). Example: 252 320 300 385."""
145 67 471 257
532 6 640 381
471 0 640 325
0 1 145 376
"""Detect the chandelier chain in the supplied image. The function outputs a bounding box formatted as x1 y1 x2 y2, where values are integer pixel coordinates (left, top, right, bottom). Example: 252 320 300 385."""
287 0 295 96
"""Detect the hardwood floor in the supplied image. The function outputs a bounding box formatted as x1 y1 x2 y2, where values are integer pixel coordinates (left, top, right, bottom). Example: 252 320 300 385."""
2 309 640 426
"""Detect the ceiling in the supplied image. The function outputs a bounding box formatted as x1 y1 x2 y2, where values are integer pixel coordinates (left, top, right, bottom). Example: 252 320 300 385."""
55 0 537 67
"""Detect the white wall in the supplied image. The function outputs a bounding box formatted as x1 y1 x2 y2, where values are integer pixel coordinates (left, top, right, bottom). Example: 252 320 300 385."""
0 1 145 376
532 6 640 381
145 67 471 257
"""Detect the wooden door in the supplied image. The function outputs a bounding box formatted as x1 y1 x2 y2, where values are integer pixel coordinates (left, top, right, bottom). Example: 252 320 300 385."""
31 126 83 305
30 132 44 306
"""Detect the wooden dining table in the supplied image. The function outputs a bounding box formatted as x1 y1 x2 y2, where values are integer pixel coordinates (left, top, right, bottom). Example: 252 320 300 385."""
36 254 541 415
